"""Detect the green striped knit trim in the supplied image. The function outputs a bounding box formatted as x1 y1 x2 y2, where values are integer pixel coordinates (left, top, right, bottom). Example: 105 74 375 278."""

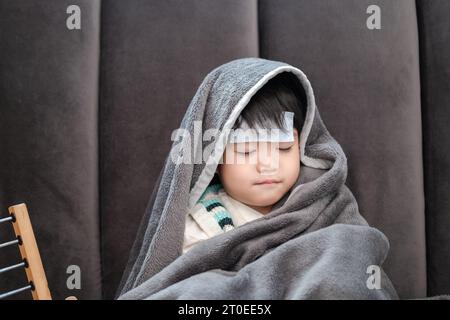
197 183 234 231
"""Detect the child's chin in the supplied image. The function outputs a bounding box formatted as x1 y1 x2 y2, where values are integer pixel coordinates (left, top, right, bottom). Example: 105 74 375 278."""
252 194 283 207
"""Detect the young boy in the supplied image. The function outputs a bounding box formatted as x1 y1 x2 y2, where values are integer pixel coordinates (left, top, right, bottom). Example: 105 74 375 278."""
183 72 307 253
118 58 398 300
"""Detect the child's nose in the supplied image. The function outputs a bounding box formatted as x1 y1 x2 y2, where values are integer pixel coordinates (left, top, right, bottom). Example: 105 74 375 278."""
256 146 279 174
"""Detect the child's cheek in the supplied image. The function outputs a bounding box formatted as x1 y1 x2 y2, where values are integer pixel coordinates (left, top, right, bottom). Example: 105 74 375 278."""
282 152 300 186
229 163 253 185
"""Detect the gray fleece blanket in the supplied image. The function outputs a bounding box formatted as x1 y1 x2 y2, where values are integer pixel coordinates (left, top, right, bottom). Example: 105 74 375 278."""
117 57 399 300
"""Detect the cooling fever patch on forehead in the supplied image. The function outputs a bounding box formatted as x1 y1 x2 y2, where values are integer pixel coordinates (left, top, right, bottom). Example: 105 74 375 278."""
228 111 295 143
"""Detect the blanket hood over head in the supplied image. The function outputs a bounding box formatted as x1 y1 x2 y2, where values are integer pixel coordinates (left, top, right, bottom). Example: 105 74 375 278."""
117 57 398 299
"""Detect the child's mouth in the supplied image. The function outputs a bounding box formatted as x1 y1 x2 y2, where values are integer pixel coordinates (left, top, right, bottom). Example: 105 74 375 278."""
254 178 282 185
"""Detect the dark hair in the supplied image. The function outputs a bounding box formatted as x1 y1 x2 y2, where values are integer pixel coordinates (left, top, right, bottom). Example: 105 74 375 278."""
233 72 307 133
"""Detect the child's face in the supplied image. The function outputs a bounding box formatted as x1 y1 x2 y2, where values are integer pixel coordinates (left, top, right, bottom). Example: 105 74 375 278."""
218 129 300 213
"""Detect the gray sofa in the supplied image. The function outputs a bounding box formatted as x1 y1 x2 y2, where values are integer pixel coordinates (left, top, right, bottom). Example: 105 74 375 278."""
0 0 448 300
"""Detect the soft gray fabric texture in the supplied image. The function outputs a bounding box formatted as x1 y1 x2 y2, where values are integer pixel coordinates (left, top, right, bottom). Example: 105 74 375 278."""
117 58 399 299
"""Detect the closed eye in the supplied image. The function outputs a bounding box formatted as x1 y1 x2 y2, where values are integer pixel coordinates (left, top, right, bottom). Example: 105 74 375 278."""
233 142 257 155
278 146 293 152
237 149 256 155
